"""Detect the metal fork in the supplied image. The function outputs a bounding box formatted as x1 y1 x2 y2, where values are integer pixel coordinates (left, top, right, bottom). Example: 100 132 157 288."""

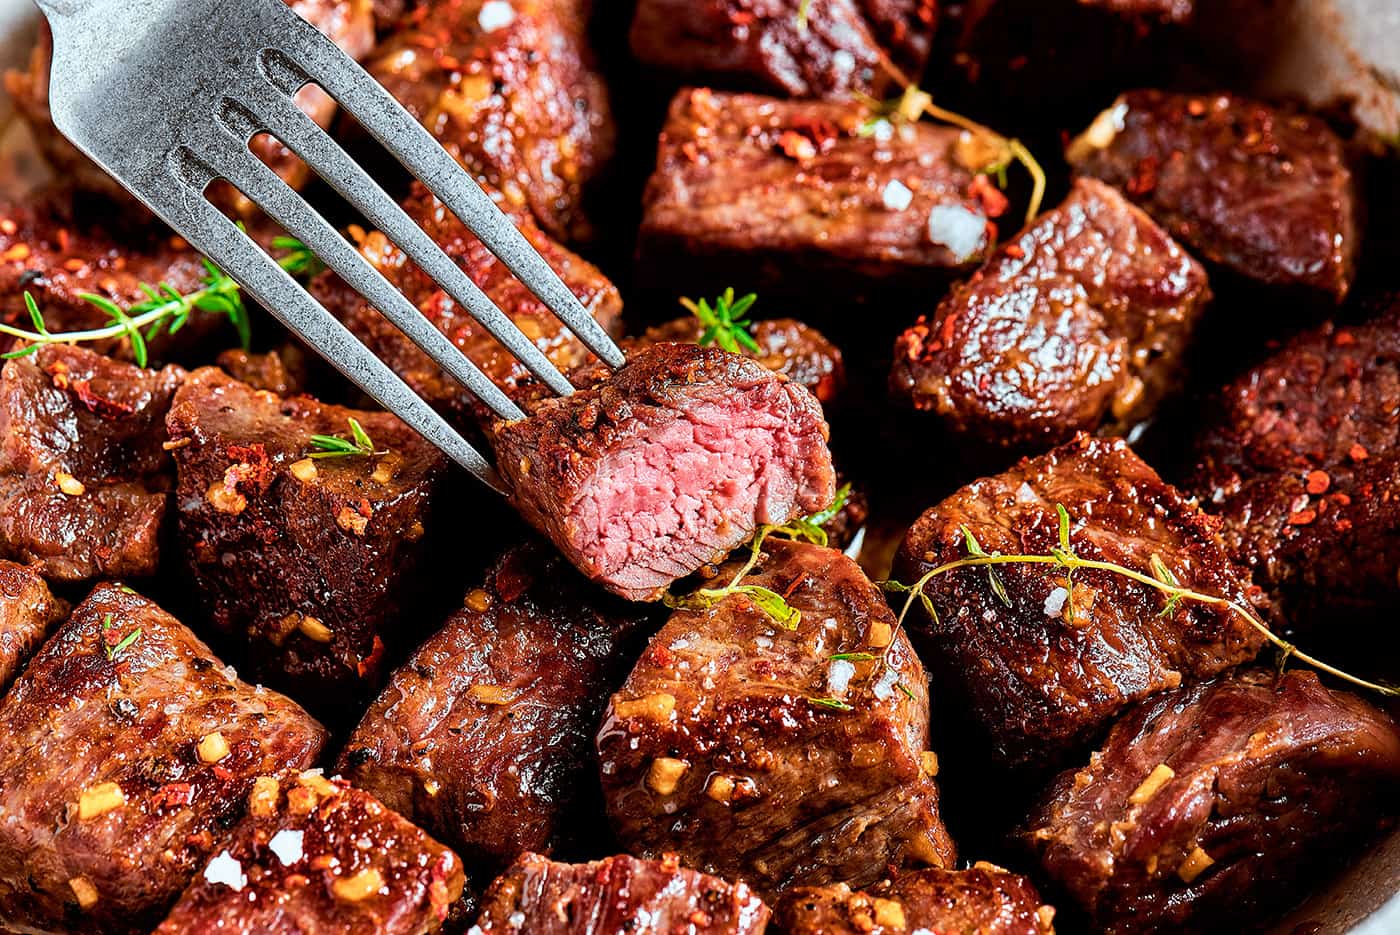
33 0 626 493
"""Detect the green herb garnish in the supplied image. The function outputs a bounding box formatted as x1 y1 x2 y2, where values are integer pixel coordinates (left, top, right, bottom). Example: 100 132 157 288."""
101 614 141 661
806 696 853 712
308 417 382 460
680 288 761 355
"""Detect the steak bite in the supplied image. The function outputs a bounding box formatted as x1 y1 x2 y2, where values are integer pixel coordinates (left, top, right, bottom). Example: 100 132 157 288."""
215 346 309 397
155 773 464 935
892 435 1265 767
1068 90 1359 302
492 342 835 602
0 345 185 583
166 367 446 703
0 584 327 934
470 852 770 934
629 0 937 99
598 538 953 897
339 542 655 873
890 177 1211 451
638 89 992 302
0 560 66 692
367 0 614 241
1025 669 1400 934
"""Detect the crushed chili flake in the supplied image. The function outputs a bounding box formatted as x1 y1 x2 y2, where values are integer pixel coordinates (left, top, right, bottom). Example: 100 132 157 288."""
1332 492 1352 507
968 174 1009 218
1005 243 1025 258
71 380 136 419
776 130 817 161
1349 443 1370 462
1305 470 1330 495
157 782 195 808
1127 156 1159 196
1 243 31 262
0 218 15 235
1334 330 1356 346
1287 509 1317 526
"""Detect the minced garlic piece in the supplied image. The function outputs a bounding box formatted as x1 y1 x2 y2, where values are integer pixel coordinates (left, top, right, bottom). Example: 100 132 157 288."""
866 622 893 649
1036 904 1056 933
299 770 340 798
336 504 370 536
68 876 99 909
77 782 125 820
468 684 514 705
370 455 398 485
872 898 906 930
1177 845 1215 883
332 867 385 902
647 758 688 795
206 481 247 515
248 776 280 818
1128 764 1176 805
920 751 940 777
613 692 676 721
197 731 230 764
55 472 85 496
706 775 736 803
298 615 333 643
288 458 318 483
465 588 493 613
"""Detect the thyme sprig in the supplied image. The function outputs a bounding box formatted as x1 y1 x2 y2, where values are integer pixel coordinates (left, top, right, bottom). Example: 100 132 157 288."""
101 613 141 661
308 417 383 460
680 288 761 355
882 505 1399 698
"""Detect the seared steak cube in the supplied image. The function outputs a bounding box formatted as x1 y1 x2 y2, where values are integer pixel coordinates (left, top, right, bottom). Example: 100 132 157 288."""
339 542 655 873
890 177 1211 451
1069 90 1358 303
155 773 464 935
598 538 953 897
0 345 185 583
777 865 1055 935
166 368 446 703
0 560 66 692
1025 669 1400 934
215 347 308 397
893 435 1265 766
470 852 770 934
367 0 614 241
493 342 835 602
629 0 937 99
0 584 327 934
639 89 990 302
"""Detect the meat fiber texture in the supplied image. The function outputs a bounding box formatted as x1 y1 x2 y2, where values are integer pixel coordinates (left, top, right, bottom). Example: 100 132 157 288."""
893 435 1266 767
0 584 327 934
0 344 185 583
367 0 614 242
1189 305 1400 623
776 865 1056 935
1025 669 1400 933
155 773 464 935
492 342 835 602
468 852 771 934
340 541 656 876
1069 89 1359 303
639 88 991 302
166 367 446 705
890 177 1211 452
0 559 66 692
629 0 937 99
598 538 953 899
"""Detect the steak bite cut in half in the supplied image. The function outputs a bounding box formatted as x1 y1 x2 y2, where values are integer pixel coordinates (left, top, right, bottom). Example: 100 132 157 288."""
492 342 835 602
339 541 656 874
0 560 66 692
890 177 1211 451
155 772 465 935
776 865 1056 935
1024 669 1400 934
1068 90 1359 303
597 537 953 898
166 367 446 704
469 852 770 935
0 584 327 934
0 344 185 583
892 435 1265 767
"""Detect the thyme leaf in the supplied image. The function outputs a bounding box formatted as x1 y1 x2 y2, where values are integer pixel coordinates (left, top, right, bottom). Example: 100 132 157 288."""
101 613 141 660
829 651 878 662
681 288 761 355
806 696 853 712
308 417 383 460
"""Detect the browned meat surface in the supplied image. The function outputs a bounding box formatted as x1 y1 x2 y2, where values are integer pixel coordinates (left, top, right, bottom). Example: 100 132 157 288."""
366 0 614 241
777 865 1055 934
339 542 655 873
890 178 1210 451
155 772 464 935
1025 669 1400 933
166 368 446 704
1189 307 1400 621
893 435 1265 766
599 538 953 898
0 560 65 692
0 345 185 583
215 347 309 397
1068 90 1358 303
310 184 622 428
639 88 991 301
493 343 835 602
0 584 327 934
629 0 937 99
470 852 770 934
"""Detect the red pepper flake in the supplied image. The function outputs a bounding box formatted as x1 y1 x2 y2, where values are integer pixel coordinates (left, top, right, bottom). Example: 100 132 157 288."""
1127 156 1159 196
157 782 194 808
1334 330 1356 346
1005 244 1025 259
56 228 71 253
356 635 386 680
940 310 959 348
1349 443 1370 462
1186 98 1207 117
1305 470 1330 495
776 131 817 162
72 380 136 420
1332 492 1352 507
1335 518 1354 533
0 243 31 262
968 174 1009 218
1287 509 1316 526
789 116 840 152
0 218 15 236
781 572 810 599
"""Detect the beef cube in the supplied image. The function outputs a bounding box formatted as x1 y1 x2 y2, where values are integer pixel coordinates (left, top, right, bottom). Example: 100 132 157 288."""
890 177 1210 451
493 343 835 602
638 89 991 302
776 865 1055 935
1024 669 1400 933
598 538 953 897
0 345 185 583
166 368 446 703
310 185 622 428
339 542 655 873
629 0 937 99
0 560 66 692
0 583 327 933
215 346 309 397
1068 90 1358 302
470 852 770 934
367 0 614 241
155 772 464 935
892 435 1265 766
